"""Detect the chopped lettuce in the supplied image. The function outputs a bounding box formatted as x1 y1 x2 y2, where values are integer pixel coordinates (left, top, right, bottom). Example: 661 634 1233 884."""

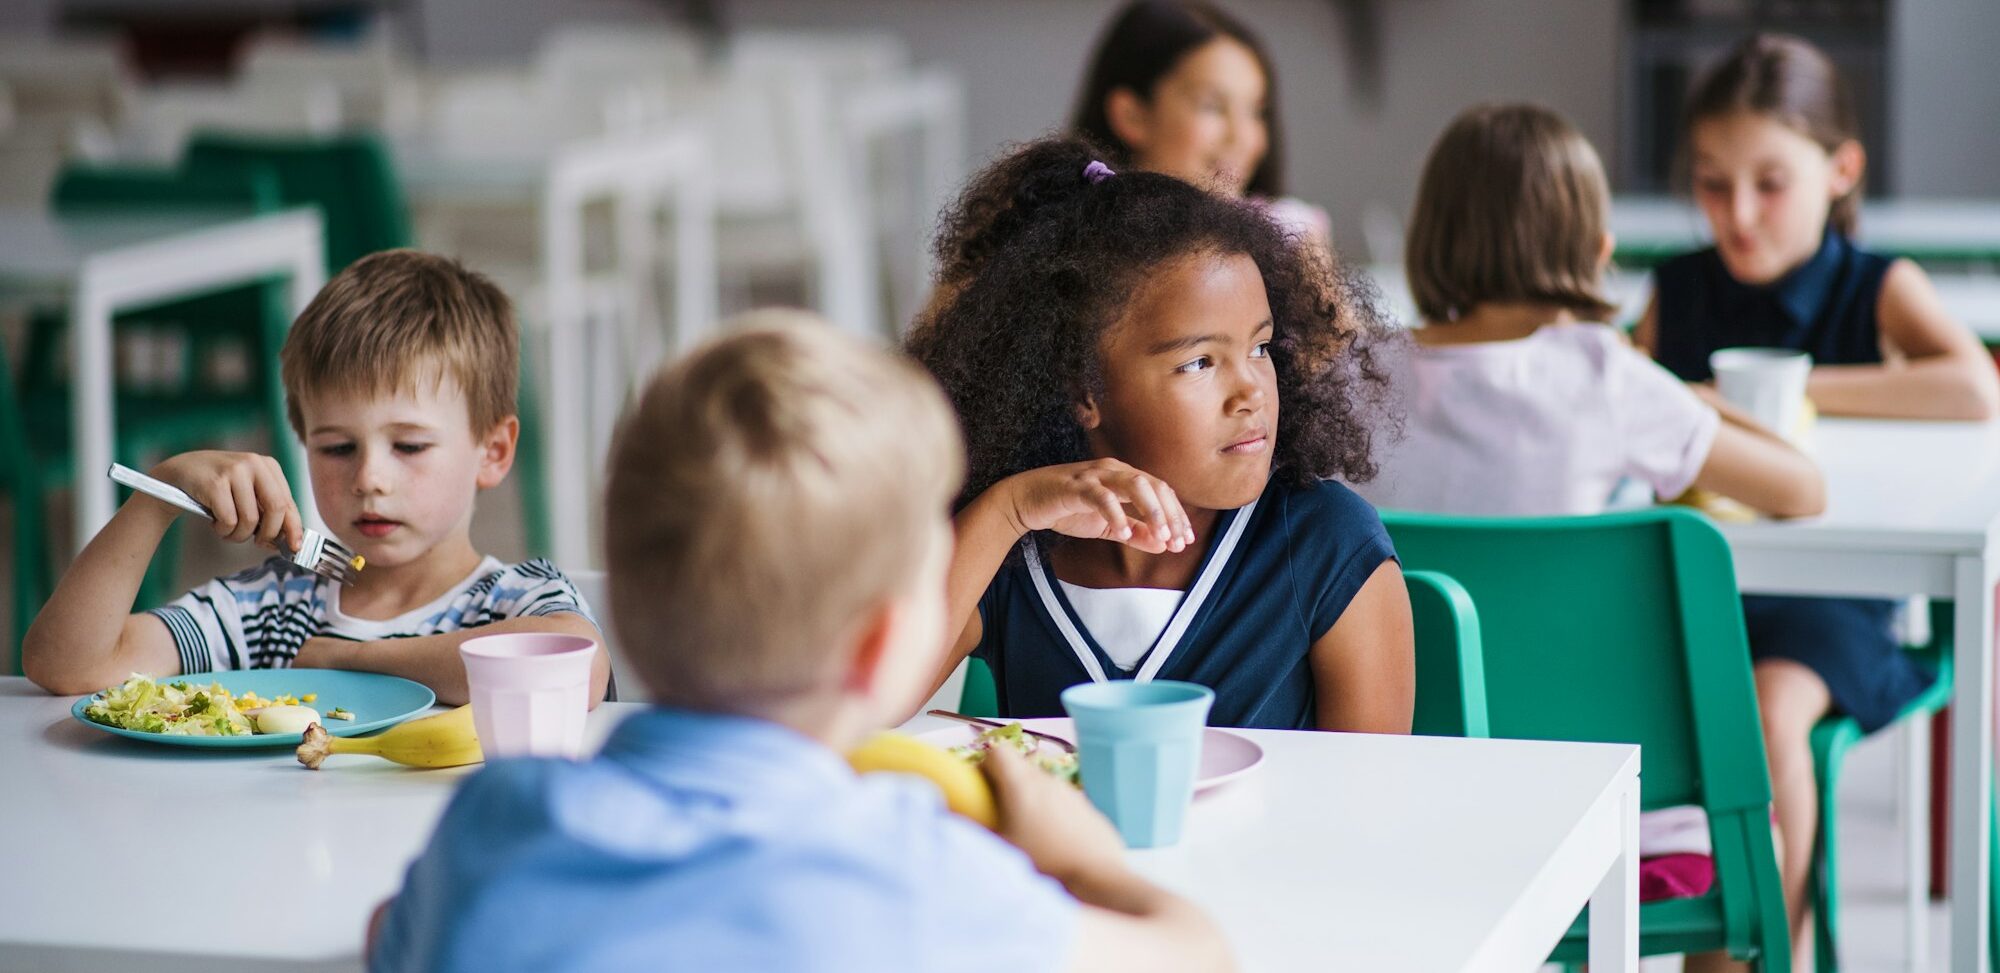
949 721 1080 784
83 674 256 736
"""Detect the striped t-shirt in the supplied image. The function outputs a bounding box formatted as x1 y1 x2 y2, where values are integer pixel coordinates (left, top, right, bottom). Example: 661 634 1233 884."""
148 556 592 675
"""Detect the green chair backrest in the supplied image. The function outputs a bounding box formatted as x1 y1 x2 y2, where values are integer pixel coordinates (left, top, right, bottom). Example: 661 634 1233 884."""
1406 569 1488 738
1382 506 1787 962
183 133 412 273
959 657 999 718
52 164 282 213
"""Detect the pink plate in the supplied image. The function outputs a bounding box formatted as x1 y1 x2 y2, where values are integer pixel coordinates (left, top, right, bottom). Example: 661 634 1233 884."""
915 716 1265 793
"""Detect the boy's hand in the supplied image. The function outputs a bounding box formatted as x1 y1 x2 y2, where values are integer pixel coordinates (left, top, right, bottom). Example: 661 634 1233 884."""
982 745 1126 885
1000 460 1194 554
148 451 304 552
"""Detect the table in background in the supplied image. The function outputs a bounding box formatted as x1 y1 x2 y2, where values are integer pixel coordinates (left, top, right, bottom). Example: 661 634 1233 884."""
0 206 326 552
1612 195 2000 266
1721 418 2000 972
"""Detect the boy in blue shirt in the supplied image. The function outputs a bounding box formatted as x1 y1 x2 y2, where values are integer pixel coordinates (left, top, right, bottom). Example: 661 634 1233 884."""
368 311 1232 973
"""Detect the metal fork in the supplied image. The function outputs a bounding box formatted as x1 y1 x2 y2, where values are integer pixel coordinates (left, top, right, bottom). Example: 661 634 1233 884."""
108 464 363 585
926 709 1077 754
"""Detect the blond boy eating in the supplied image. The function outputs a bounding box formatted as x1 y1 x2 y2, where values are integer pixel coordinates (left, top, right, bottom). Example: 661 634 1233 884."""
24 250 608 705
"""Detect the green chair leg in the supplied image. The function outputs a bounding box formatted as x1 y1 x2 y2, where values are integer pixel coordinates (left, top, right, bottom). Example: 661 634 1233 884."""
1810 717 1863 972
11 479 48 674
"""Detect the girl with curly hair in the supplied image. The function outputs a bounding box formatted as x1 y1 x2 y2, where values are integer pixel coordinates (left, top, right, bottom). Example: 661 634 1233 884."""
907 136 1411 733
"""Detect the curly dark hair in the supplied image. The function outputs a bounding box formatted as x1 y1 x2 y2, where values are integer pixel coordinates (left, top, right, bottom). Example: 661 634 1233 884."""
908 136 1394 507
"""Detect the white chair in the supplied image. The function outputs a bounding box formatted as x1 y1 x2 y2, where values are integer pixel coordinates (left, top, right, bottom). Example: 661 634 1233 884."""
539 125 717 570
838 67 966 336
0 37 134 125
534 24 705 107
236 29 410 130
121 80 342 162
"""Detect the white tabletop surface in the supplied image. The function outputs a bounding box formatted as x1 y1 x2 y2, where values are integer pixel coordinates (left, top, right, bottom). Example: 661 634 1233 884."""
0 206 257 289
1 681 1637 973
1362 262 2000 339
1728 417 2000 557
1613 195 2000 259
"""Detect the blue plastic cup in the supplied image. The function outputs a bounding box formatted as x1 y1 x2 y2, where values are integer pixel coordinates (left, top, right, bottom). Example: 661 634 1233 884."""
1060 680 1214 848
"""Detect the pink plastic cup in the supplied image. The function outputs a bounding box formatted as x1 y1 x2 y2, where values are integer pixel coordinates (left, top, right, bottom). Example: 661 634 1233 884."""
458 633 598 758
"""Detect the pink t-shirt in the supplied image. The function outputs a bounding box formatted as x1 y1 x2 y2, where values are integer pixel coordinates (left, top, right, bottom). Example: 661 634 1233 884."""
1358 322 1720 516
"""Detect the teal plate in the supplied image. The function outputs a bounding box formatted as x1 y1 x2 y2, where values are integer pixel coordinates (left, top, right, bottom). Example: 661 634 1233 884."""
70 669 436 748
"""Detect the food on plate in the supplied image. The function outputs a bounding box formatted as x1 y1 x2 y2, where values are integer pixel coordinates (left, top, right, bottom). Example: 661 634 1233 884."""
83 676 344 736
847 732 998 828
252 705 321 735
82 674 339 737
949 722 1080 785
297 704 482 770
326 708 355 721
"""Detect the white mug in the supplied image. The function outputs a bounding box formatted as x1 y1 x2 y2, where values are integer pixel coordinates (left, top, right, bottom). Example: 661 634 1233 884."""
1709 347 1811 444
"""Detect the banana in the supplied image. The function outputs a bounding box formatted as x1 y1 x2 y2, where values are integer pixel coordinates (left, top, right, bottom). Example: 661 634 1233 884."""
846 732 997 829
296 704 483 769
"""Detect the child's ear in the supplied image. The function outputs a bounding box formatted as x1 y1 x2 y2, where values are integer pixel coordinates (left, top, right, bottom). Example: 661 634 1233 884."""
1596 232 1616 272
840 598 899 697
474 416 519 490
1105 87 1152 153
1073 393 1102 431
1829 139 1866 198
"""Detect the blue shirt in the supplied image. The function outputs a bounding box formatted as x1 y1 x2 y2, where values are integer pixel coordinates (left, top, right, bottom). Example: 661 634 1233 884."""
372 708 1077 973
1653 228 1892 381
975 478 1397 729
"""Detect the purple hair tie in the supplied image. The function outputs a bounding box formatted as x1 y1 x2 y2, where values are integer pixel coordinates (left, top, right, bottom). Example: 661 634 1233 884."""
1083 160 1116 184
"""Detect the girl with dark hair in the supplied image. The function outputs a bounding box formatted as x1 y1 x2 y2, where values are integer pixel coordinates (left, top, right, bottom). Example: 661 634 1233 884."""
909 136 1410 733
1070 0 1329 248
1635 34 1998 965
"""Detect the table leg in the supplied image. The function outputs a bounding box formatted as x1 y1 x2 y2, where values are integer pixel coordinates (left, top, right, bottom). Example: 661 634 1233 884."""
70 286 114 551
1950 554 1995 972
1589 773 1639 973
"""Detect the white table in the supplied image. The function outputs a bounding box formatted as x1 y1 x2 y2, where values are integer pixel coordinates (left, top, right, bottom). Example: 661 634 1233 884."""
1361 263 2000 341
1723 418 2000 971
1614 195 2000 263
0 206 326 551
0 679 1639 973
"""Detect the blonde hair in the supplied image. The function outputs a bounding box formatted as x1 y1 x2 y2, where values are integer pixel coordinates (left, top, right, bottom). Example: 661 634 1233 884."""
1406 103 1616 324
280 249 518 435
604 311 966 709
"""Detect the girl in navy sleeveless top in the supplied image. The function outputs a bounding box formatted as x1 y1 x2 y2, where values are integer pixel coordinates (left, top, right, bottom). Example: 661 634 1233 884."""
1638 34 1999 955
908 137 1411 733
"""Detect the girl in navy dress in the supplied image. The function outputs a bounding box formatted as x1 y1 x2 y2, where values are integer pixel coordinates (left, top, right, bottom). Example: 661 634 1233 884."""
908 137 1411 733
1637 33 2000 959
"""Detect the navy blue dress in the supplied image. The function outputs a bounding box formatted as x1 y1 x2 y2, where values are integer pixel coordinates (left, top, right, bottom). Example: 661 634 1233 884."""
974 478 1397 730
1654 229 1933 732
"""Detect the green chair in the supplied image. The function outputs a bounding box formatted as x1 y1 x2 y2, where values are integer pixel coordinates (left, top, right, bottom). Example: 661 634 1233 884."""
1807 600 1963 971
1406 569 1489 738
954 568 1490 739
12 163 295 630
1382 507 1792 970
959 657 1000 717
182 132 412 274
0 338 49 673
